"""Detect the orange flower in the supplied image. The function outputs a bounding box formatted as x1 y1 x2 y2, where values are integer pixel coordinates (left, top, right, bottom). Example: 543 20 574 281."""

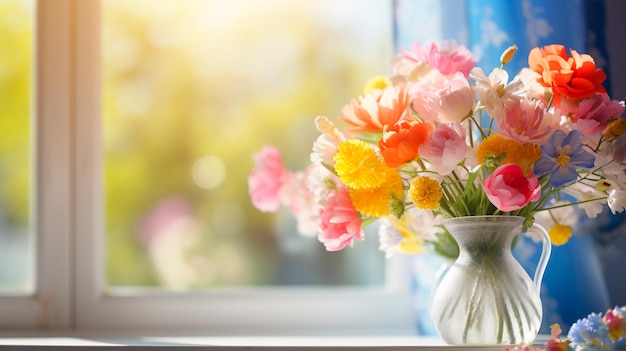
379 120 434 168
528 44 607 107
339 86 409 133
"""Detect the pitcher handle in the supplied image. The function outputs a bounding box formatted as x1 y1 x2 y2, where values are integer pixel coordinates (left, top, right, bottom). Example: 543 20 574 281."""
523 223 552 293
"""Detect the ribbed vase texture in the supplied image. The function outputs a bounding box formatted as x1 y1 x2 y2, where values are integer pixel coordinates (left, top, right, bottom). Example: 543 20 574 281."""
431 216 546 345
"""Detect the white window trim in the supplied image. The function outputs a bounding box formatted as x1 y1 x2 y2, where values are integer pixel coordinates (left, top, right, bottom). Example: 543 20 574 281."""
1 0 415 333
0 0 73 329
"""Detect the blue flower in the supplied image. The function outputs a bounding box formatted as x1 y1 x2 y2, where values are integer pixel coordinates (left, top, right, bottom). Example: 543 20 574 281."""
534 130 596 188
568 312 611 350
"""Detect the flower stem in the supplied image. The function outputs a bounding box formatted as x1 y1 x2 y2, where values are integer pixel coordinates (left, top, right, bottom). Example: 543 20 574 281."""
469 115 488 140
535 197 608 212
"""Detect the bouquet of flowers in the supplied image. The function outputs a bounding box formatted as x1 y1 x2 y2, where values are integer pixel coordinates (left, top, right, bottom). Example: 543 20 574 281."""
248 41 626 259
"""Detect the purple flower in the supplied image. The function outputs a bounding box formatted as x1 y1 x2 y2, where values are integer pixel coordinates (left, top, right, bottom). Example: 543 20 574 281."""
534 130 596 188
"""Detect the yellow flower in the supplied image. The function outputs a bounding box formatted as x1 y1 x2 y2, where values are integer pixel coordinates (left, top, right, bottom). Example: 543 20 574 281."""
349 170 403 217
476 134 520 168
408 176 442 210
548 224 572 246
363 75 391 95
334 139 390 189
389 215 429 254
510 143 542 174
398 233 428 254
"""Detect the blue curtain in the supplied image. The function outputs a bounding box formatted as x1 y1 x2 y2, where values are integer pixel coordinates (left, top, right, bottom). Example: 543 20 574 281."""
394 0 587 73
394 0 625 335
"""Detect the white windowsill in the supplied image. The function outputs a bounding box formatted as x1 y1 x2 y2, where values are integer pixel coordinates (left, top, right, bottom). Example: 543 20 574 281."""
0 331 550 350
0 336 441 350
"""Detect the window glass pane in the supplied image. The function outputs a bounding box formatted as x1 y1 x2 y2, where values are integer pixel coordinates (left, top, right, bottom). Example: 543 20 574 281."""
103 0 391 289
0 0 34 294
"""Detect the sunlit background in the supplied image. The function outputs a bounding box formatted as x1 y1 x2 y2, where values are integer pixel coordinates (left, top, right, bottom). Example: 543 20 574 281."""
0 0 34 294
0 0 394 293
101 0 392 289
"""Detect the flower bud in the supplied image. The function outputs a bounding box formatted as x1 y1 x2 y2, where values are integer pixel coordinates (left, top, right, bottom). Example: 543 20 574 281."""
603 118 626 140
389 192 405 219
500 45 518 66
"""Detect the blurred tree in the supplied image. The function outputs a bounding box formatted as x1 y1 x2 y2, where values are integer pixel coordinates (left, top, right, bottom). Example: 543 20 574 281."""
0 1 32 228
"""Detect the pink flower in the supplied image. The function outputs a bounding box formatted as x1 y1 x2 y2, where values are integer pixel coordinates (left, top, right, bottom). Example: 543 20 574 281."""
310 116 346 166
281 166 320 237
410 72 446 122
403 40 477 77
482 164 541 212
390 55 432 85
412 72 475 123
248 146 292 212
572 93 625 134
418 123 467 175
497 98 557 144
306 161 339 206
317 187 364 251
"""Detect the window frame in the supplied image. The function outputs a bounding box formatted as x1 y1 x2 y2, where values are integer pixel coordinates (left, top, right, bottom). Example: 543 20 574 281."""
1 0 415 333
0 0 73 329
